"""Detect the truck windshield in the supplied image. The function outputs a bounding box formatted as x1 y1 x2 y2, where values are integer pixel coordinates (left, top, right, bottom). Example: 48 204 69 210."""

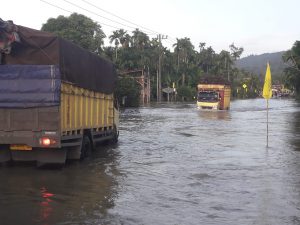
197 91 219 102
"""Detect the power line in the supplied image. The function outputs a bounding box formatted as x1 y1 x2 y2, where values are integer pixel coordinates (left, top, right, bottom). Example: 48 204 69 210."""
63 0 140 31
40 0 178 48
79 0 179 42
41 0 158 37
80 0 160 35
40 0 128 31
40 0 73 14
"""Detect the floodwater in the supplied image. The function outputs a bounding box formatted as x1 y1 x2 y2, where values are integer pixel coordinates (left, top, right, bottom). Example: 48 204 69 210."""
1 98 300 225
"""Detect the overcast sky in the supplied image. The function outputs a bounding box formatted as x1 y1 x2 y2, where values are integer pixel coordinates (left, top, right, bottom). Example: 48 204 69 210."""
2 0 299 57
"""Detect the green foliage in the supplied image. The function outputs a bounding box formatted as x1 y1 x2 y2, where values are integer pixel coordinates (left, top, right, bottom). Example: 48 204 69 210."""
233 72 260 99
177 85 196 101
131 29 150 49
41 13 106 53
40 13 298 106
109 29 128 60
283 41 300 93
229 43 244 60
115 77 141 107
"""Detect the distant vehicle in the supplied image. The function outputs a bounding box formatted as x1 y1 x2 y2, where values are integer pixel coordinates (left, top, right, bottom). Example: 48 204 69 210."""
197 83 231 110
271 84 293 98
0 19 119 166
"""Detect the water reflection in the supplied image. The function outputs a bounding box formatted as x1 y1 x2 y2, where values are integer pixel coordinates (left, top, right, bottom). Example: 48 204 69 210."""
197 109 231 121
39 187 54 225
0 146 120 225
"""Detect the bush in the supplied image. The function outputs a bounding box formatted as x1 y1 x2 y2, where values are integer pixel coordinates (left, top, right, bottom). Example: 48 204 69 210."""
176 86 196 101
115 77 141 107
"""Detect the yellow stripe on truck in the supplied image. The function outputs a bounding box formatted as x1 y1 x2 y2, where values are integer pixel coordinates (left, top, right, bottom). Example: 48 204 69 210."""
60 82 114 132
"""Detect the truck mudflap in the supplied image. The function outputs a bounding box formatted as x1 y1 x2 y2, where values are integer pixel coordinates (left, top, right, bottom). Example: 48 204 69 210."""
0 145 10 163
36 148 67 166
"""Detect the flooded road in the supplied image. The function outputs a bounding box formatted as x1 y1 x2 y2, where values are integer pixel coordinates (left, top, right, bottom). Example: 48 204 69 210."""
1 98 300 225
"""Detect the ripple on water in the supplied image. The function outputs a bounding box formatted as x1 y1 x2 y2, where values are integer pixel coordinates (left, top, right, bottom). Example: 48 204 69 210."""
1 100 300 225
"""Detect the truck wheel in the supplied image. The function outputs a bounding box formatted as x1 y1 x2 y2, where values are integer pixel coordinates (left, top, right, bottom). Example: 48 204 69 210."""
112 125 119 144
80 136 92 159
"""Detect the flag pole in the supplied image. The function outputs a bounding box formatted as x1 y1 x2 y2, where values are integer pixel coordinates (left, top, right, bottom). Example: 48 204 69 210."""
266 99 269 147
263 62 272 148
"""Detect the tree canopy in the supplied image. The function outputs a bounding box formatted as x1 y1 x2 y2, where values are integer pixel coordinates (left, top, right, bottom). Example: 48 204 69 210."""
41 13 297 104
41 13 106 53
283 41 300 93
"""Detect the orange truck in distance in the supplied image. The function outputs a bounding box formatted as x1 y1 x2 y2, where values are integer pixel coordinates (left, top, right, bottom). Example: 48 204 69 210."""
197 82 231 110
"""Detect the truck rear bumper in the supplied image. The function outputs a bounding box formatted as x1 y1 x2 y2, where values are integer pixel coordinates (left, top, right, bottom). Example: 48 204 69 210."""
0 147 66 164
0 130 60 148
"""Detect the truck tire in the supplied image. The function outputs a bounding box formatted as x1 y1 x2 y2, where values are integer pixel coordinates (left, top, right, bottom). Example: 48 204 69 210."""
111 125 119 144
80 135 92 159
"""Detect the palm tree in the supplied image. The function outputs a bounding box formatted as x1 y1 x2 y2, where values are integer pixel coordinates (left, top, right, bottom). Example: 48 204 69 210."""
229 43 244 61
198 46 215 74
109 31 120 60
218 50 232 81
109 29 129 60
173 38 194 64
131 29 150 50
199 42 206 53
173 38 195 85
119 33 131 49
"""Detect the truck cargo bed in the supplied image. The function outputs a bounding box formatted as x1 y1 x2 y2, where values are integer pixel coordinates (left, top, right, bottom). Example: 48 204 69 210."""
0 65 118 165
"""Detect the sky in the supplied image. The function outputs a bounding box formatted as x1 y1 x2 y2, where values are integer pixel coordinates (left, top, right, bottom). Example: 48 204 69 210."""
1 0 300 57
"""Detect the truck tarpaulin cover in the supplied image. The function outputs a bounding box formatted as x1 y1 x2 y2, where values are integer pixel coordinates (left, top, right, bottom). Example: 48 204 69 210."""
0 65 60 108
3 25 117 94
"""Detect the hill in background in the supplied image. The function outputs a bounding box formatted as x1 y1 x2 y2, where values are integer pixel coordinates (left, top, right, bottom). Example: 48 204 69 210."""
235 51 286 80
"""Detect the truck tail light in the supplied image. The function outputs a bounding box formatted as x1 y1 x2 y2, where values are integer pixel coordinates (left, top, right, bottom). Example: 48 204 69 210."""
39 137 56 147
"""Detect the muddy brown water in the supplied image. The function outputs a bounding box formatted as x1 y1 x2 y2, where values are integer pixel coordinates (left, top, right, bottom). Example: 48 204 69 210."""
1 98 300 225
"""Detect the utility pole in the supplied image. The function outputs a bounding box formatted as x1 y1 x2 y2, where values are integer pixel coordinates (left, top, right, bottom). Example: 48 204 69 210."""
225 57 230 82
157 34 167 102
147 66 150 103
158 34 162 102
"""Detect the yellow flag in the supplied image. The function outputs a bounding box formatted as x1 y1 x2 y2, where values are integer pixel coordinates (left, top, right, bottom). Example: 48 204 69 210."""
263 63 272 99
